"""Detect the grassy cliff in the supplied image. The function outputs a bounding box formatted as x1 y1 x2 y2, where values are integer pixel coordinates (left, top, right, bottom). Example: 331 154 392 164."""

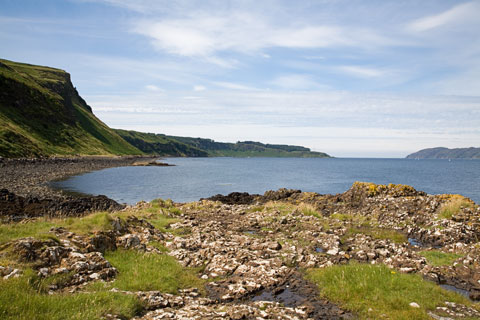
0 59 141 157
0 58 330 158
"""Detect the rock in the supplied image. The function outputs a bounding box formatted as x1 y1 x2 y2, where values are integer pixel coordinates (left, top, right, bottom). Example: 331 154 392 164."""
3 268 22 279
409 302 420 308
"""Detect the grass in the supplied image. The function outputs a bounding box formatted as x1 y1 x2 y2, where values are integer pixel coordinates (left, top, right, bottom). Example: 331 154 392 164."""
0 269 142 320
298 203 321 219
0 201 180 246
102 249 205 294
420 250 463 267
0 220 56 245
307 263 477 320
438 196 475 220
343 226 407 244
148 240 169 252
0 58 142 157
264 201 295 216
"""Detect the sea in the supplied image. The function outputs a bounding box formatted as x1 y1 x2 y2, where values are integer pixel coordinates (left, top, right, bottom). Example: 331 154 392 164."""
51 158 480 205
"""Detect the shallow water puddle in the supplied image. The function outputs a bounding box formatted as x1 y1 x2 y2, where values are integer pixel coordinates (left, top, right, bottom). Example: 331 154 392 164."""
252 287 306 307
440 284 472 300
408 238 424 247
408 237 442 248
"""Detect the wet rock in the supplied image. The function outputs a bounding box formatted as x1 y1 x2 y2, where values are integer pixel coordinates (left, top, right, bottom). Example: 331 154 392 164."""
0 189 125 221
203 192 259 205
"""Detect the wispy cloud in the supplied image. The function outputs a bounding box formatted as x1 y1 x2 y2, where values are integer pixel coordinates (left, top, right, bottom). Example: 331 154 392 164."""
337 66 385 78
193 85 206 91
132 12 401 62
407 2 480 32
145 84 162 91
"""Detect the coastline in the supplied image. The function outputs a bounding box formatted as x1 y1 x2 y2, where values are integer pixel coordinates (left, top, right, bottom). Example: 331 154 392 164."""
0 156 160 199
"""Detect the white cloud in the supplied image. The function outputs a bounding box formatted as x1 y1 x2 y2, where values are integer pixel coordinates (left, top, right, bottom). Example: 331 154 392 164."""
193 85 206 91
145 84 161 91
337 66 385 78
407 2 480 32
213 81 256 91
133 12 401 61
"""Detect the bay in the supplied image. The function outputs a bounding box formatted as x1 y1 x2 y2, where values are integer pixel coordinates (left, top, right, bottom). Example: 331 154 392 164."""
51 158 480 205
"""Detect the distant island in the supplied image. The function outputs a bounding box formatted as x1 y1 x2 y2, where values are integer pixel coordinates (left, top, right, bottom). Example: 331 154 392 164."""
406 147 480 159
0 58 330 158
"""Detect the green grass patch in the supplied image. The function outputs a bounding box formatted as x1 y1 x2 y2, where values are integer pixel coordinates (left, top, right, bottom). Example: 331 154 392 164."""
0 220 56 245
264 202 295 216
0 269 142 320
438 197 475 220
103 249 204 294
343 226 406 244
299 203 321 219
247 206 264 213
420 250 463 267
307 263 475 320
148 240 169 252
62 212 114 235
0 201 179 246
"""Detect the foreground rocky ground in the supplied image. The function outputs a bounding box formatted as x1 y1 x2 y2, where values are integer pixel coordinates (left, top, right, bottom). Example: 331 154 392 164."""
1 182 479 319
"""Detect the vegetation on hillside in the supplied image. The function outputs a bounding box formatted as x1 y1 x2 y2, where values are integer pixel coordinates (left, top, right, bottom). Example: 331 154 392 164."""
0 58 330 158
0 59 141 157
117 129 331 158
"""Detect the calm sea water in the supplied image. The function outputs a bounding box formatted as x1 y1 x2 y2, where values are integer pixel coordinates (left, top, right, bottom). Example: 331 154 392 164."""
51 158 480 205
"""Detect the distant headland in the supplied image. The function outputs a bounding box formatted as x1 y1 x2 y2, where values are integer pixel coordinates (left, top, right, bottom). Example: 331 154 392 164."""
406 147 480 159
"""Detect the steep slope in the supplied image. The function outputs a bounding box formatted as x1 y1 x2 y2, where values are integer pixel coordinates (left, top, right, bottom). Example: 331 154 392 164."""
0 58 331 158
406 147 480 159
114 130 208 157
0 59 141 157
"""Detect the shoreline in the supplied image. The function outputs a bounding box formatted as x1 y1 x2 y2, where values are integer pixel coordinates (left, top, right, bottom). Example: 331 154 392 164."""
0 155 160 199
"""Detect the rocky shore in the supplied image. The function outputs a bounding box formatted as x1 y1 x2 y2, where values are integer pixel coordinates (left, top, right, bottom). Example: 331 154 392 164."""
1 181 479 319
0 156 159 220
0 156 159 198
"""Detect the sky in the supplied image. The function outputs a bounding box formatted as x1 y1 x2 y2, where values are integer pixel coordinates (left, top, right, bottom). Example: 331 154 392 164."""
1 0 479 157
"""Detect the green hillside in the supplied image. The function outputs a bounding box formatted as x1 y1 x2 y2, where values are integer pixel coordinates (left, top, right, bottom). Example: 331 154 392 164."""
0 59 141 157
116 130 331 158
0 58 331 158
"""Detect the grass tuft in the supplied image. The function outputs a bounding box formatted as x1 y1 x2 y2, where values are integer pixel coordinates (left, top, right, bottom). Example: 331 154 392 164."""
307 263 475 320
438 197 474 220
298 203 321 219
343 226 407 244
103 249 204 294
420 250 463 267
0 269 142 320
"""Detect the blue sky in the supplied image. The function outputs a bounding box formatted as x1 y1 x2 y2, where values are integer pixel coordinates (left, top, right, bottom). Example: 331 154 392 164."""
1 0 479 157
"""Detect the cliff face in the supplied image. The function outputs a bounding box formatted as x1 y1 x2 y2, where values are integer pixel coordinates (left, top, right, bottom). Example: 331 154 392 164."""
406 147 480 159
0 58 331 158
0 59 141 157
